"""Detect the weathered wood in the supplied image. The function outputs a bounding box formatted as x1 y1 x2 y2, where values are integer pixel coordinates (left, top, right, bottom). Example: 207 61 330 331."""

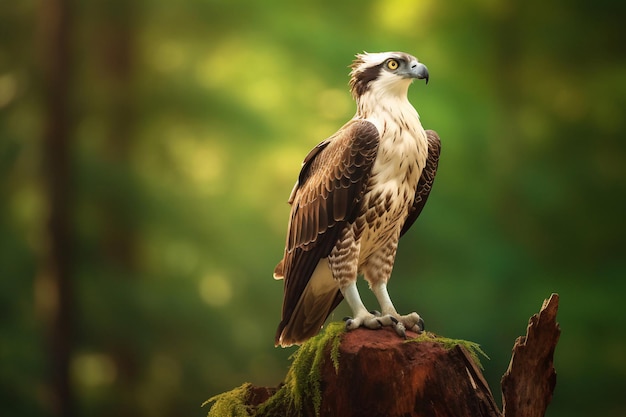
317 328 501 417
501 294 561 417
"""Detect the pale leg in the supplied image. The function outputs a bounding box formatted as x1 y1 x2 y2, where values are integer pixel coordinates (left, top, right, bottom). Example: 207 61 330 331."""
362 239 424 337
341 282 397 330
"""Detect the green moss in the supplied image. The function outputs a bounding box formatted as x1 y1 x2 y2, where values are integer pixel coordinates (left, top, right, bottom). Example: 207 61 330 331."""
204 323 345 417
329 324 342 372
257 322 345 417
203 382 253 417
405 331 489 369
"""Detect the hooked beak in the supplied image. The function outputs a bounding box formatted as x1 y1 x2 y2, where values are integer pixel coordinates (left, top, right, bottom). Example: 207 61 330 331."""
408 62 429 84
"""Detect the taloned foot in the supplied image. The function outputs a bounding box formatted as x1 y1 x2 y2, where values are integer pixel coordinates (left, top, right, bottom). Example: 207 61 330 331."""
343 310 419 338
343 311 398 331
395 312 425 335
379 311 425 338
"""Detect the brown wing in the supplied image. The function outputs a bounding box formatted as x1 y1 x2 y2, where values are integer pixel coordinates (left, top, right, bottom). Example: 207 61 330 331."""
275 119 379 344
400 129 441 237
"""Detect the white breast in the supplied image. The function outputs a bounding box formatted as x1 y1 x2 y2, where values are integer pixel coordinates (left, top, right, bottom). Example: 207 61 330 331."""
356 98 428 262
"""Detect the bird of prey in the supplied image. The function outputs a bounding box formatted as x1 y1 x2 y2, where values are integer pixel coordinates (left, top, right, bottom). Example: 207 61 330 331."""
274 51 441 347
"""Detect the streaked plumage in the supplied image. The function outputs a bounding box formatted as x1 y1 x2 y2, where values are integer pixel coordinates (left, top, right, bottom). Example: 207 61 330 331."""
274 52 441 347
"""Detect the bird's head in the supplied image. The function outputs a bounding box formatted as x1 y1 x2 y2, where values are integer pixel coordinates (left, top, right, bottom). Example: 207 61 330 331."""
349 52 429 101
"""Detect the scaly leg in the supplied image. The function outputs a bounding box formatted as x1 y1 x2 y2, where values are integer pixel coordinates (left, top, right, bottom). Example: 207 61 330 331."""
363 239 424 337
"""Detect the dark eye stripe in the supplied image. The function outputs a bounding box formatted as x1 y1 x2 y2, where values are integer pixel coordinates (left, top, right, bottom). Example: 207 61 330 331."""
351 61 386 96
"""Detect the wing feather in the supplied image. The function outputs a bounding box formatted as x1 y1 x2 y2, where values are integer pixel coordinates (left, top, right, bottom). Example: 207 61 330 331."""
275 119 379 345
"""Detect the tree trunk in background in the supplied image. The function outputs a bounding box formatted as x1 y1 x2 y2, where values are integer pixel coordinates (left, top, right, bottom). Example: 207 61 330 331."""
97 4 140 416
37 0 75 416
98 0 137 268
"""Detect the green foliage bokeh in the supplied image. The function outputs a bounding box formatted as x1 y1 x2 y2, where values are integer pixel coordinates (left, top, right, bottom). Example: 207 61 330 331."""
1 0 625 416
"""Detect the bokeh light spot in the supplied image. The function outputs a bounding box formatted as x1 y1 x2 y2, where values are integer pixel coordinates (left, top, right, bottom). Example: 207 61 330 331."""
71 353 117 387
199 272 233 307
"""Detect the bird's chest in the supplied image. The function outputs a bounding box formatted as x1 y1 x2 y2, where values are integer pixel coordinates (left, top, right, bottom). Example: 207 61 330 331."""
356 122 428 258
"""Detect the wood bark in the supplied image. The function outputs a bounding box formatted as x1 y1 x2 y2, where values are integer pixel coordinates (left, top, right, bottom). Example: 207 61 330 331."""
316 329 501 417
501 293 561 417
214 294 560 417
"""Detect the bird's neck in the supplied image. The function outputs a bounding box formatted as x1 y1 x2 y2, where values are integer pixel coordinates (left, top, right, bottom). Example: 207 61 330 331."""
355 90 421 132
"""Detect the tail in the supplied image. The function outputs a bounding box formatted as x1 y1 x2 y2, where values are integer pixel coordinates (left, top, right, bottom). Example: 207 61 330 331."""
275 259 343 347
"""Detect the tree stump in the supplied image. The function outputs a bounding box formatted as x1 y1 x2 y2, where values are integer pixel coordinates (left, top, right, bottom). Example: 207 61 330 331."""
316 328 500 417
205 294 560 417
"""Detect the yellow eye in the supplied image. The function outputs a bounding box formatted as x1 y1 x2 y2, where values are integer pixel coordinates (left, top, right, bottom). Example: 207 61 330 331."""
387 59 399 70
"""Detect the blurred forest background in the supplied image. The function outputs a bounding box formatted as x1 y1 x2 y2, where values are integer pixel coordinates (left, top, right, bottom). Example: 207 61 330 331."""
1 0 625 416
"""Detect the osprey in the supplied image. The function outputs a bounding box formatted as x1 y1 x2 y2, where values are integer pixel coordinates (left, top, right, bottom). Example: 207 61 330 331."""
274 51 441 347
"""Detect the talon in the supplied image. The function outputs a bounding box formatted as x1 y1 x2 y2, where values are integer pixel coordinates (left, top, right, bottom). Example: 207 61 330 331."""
345 319 354 329
343 316 352 322
417 317 425 332
370 310 381 317
376 319 383 327
394 321 407 339
389 316 399 324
